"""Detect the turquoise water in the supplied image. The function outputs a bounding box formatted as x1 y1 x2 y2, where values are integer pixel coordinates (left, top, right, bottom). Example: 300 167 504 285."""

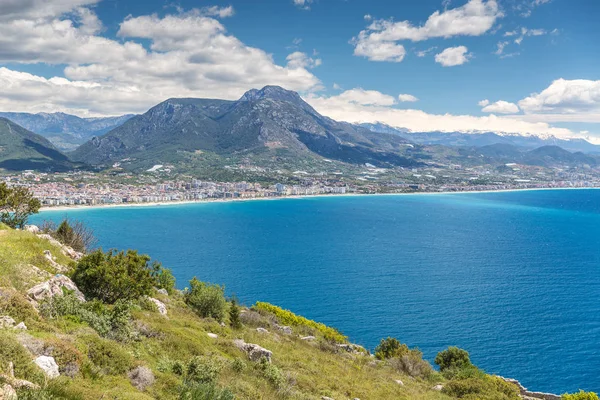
34 189 600 394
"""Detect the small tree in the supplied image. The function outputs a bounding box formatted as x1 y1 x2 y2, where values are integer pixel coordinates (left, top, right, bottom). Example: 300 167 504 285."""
563 391 600 400
72 249 158 304
434 346 472 371
185 278 227 322
151 262 176 295
0 183 41 229
229 297 242 330
375 337 409 360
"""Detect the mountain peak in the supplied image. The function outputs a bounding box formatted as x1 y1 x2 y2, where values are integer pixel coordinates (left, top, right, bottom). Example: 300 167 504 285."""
238 85 303 104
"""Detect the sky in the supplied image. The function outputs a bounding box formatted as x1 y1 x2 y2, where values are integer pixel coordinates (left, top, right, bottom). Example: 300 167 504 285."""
0 0 599 142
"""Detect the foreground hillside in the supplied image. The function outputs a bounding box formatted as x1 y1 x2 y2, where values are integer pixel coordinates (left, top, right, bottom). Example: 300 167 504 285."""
0 223 590 399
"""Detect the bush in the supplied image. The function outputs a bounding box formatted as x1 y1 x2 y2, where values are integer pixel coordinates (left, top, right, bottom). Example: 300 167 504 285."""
185 356 222 384
388 349 433 379
563 391 600 400
256 357 285 389
179 382 235 400
152 264 176 295
0 332 44 384
442 375 520 399
185 278 227 322
0 183 40 229
374 337 409 360
42 219 96 253
230 357 246 373
229 298 242 330
72 249 160 304
85 336 134 375
253 302 346 343
435 346 472 371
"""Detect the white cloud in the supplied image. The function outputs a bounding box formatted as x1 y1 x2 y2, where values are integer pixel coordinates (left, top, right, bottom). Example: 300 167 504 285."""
364 14 372 21
286 51 322 69
398 94 419 102
332 89 397 107
519 79 600 115
305 89 578 140
495 41 509 55
416 47 437 57
352 0 501 62
333 83 342 90
481 100 520 114
200 5 235 18
0 5 321 116
435 46 471 67
0 0 100 20
293 0 312 10
478 99 490 107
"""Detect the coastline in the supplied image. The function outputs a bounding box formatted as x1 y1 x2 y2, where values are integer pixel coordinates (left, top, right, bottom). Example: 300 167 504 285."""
39 186 600 212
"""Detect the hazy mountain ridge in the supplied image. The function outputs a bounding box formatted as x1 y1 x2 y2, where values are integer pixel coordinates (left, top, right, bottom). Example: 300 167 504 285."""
0 112 135 151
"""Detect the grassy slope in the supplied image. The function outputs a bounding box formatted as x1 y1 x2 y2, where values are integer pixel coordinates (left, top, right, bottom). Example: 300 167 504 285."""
0 227 513 400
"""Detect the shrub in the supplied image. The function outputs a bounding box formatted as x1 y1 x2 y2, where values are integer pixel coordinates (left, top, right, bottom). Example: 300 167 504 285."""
179 382 235 400
0 183 40 229
442 375 520 399
435 346 472 371
185 356 222 384
256 357 285 389
389 349 433 379
230 357 246 373
229 298 242 330
85 336 134 375
374 337 409 360
253 302 346 343
0 332 44 384
42 219 97 253
72 249 159 304
563 391 600 400
152 264 176 295
185 278 227 322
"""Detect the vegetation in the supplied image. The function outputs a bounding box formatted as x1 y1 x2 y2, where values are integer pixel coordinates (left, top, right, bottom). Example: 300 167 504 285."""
41 219 96 253
563 392 600 400
375 337 409 360
185 278 227 322
254 302 347 343
229 297 242 330
435 346 473 372
0 182 41 229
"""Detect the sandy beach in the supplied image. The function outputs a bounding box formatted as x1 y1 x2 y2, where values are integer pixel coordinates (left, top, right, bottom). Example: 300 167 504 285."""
39 186 600 212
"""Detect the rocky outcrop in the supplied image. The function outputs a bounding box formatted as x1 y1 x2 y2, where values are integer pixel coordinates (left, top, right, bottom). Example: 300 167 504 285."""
275 324 292 335
27 274 85 304
500 377 560 400
0 316 15 329
234 339 273 363
43 250 68 273
148 297 167 316
128 366 155 391
34 356 60 379
0 383 17 400
23 225 40 234
336 343 367 355
256 327 269 334
36 232 83 261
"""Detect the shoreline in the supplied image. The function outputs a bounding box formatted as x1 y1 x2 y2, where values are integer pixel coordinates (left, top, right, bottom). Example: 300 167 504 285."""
39 186 600 212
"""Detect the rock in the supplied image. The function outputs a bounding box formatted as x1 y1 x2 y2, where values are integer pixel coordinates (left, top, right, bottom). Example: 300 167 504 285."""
300 336 316 341
432 384 444 391
42 250 68 273
27 274 85 304
128 366 155 391
275 324 292 335
156 288 168 296
337 343 367 354
256 327 269 334
0 383 17 400
322 397 334 400
62 362 80 378
36 234 64 249
0 373 39 390
148 297 167 316
36 234 83 261
207 333 218 339
394 379 404 386
34 356 60 379
234 339 273 363
24 225 40 233
0 316 15 329
14 322 27 330
499 377 561 400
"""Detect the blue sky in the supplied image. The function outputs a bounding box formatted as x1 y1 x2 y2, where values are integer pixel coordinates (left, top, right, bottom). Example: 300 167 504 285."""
0 0 599 141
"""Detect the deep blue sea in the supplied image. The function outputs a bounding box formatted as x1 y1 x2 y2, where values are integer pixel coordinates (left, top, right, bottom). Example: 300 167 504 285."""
34 189 600 394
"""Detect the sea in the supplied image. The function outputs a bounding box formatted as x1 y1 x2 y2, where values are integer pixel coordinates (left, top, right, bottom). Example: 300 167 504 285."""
33 189 600 394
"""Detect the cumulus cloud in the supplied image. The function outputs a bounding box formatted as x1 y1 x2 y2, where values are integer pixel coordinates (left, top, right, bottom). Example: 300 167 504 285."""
305 89 577 139
435 46 471 67
293 0 312 10
481 100 520 114
0 0 100 21
352 0 501 62
416 47 437 57
398 94 419 102
478 99 490 107
519 79 600 116
0 4 321 116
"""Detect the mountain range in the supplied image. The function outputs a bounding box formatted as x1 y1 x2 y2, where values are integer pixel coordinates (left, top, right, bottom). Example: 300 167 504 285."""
0 112 135 151
0 118 76 171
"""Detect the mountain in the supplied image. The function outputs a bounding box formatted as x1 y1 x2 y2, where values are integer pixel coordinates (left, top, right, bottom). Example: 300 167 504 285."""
0 118 75 171
71 86 419 170
360 122 600 154
0 112 135 151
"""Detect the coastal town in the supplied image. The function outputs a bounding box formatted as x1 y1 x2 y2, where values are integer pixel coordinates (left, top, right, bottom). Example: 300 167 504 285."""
2 163 600 208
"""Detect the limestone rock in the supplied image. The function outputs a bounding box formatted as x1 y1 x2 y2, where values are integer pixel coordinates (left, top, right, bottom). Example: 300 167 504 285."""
0 383 17 400
276 324 292 334
14 322 27 330
157 288 168 296
337 343 366 354
27 274 85 304
36 234 83 261
128 366 155 391
148 297 167 316
24 225 40 234
234 339 273 363
432 384 443 391
322 397 334 400
256 327 269 334
34 356 60 379
394 379 404 386
0 316 15 329
42 250 68 273
300 336 316 341
206 333 218 339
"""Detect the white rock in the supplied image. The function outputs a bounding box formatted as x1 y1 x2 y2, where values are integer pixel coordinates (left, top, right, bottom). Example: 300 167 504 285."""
234 339 273 363
0 383 17 400
148 297 167 316
206 333 218 339
156 288 168 296
27 274 85 304
14 322 27 330
34 356 59 379
43 250 68 272
24 225 39 234
256 327 269 334
276 324 292 334
432 384 443 391
395 379 404 386
322 397 334 400
0 316 15 329
300 336 316 341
